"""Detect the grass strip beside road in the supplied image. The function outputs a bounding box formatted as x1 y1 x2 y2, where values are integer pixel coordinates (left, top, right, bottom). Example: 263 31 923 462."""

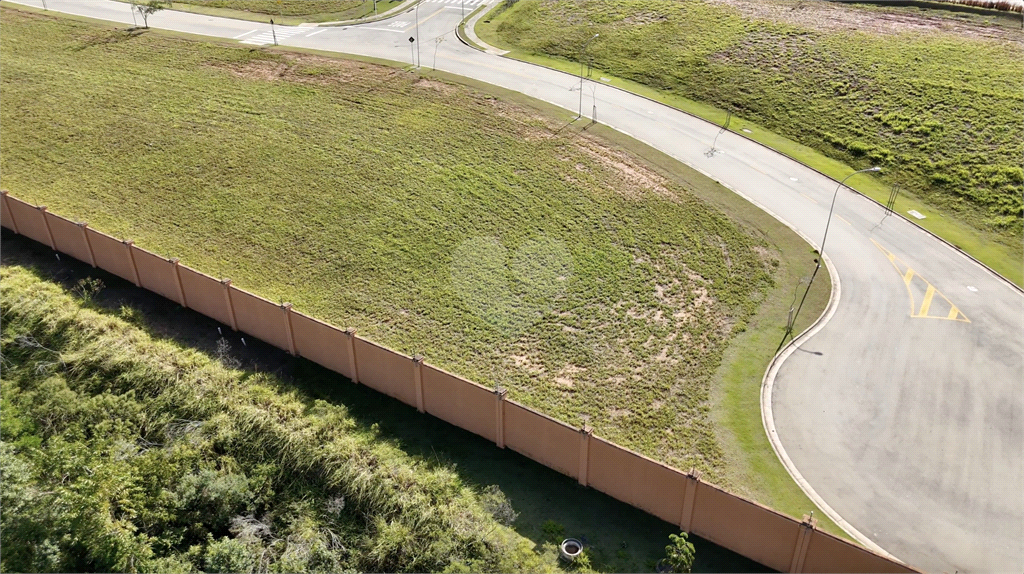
0 6 840 538
476 0 1024 287
111 0 406 25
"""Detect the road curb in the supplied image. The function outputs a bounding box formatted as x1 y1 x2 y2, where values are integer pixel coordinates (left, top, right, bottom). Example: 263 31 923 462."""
758 254 909 564
317 0 423 27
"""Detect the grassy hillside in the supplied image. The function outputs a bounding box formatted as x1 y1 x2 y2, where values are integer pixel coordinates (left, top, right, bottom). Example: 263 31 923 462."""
0 6 837 531
484 0 1023 248
0 264 551 573
0 7 777 481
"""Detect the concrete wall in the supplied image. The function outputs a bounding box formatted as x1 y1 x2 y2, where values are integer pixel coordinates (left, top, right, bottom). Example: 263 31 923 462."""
0 194 16 231
0 192 920 574
587 436 688 525
691 481 802 572
44 212 93 266
86 228 137 283
503 401 580 479
5 195 52 247
353 337 416 407
178 265 233 327
132 246 182 305
230 286 291 352
290 311 353 380
803 530 916 573
422 365 496 442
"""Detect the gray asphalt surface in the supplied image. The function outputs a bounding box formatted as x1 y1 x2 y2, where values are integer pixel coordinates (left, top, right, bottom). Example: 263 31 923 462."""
5 1 1022 571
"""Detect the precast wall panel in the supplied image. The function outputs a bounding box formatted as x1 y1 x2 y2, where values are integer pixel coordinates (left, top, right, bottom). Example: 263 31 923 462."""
422 365 495 442
353 338 416 407
178 266 232 326
803 530 916 573
131 246 182 304
691 482 800 572
290 311 353 379
86 228 136 283
1 197 16 231
44 213 92 265
230 287 290 351
587 437 687 524
6 197 50 246
503 401 579 479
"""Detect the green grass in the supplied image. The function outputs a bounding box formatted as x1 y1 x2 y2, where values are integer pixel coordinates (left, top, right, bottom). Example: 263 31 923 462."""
0 263 551 573
114 0 406 25
1 237 774 572
0 5 839 538
478 0 1024 285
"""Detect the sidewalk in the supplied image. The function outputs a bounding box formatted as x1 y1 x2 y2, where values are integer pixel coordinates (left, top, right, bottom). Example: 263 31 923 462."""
462 0 507 55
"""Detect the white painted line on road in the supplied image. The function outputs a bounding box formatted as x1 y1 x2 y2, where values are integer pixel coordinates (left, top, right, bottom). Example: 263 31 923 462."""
790 177 798 181
305 29 327 37
967 286 979 292
232 29 258 39
359 27 406 33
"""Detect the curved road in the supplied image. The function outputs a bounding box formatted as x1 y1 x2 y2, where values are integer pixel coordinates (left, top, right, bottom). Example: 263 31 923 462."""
7 1 1022 571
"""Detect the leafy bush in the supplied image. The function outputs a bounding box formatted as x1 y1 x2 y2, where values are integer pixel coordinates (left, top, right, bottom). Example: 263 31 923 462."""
0 265 548 573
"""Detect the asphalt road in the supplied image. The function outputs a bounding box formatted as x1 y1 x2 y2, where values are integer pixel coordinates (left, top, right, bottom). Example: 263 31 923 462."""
5 1 1022 571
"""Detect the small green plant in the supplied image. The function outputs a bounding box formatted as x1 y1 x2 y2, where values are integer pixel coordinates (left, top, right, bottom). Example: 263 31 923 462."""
541 520 565 543
663 532 695 573
71 277 104 305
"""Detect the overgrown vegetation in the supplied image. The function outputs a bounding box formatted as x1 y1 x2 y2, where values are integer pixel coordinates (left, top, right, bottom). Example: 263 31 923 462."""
0 264 552 573
0 8 787 484
488 0 1024 237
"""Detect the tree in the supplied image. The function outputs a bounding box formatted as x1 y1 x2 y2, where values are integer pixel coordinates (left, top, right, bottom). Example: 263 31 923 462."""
663 532 695 573
131 0 170 29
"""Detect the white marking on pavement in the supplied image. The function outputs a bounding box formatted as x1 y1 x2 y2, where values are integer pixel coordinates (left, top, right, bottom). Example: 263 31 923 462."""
967 285 979 292
240 26 307 45
232 29 257 39
360 27 406 33
305 29 326 37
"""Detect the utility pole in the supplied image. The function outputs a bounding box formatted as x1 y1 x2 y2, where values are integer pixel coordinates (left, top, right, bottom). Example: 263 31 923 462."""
270 19 278 45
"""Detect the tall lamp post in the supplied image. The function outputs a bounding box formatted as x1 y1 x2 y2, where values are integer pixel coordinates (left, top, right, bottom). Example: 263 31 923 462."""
578 33 598 119
784 166 881 345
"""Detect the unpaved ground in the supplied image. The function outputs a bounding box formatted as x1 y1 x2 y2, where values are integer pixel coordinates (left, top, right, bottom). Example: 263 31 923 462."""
707 0 1022 41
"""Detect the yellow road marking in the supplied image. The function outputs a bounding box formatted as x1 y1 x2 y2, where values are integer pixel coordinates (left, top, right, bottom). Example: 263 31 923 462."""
870 239 970 323
919 285 936 316
836 215 851 226
800 192 818 204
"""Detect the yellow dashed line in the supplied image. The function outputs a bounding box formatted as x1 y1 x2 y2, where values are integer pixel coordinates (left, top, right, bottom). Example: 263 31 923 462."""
800 192 818 204
836 215 851 226
871 239 970 323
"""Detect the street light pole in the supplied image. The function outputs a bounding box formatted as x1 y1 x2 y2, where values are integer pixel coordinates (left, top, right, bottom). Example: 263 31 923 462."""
781 166 881 348
578 33 598 119
415 2 421 68
818 166 881 269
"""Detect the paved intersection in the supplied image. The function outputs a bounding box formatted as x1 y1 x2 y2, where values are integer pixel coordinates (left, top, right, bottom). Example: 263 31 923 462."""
5 1 1022 571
